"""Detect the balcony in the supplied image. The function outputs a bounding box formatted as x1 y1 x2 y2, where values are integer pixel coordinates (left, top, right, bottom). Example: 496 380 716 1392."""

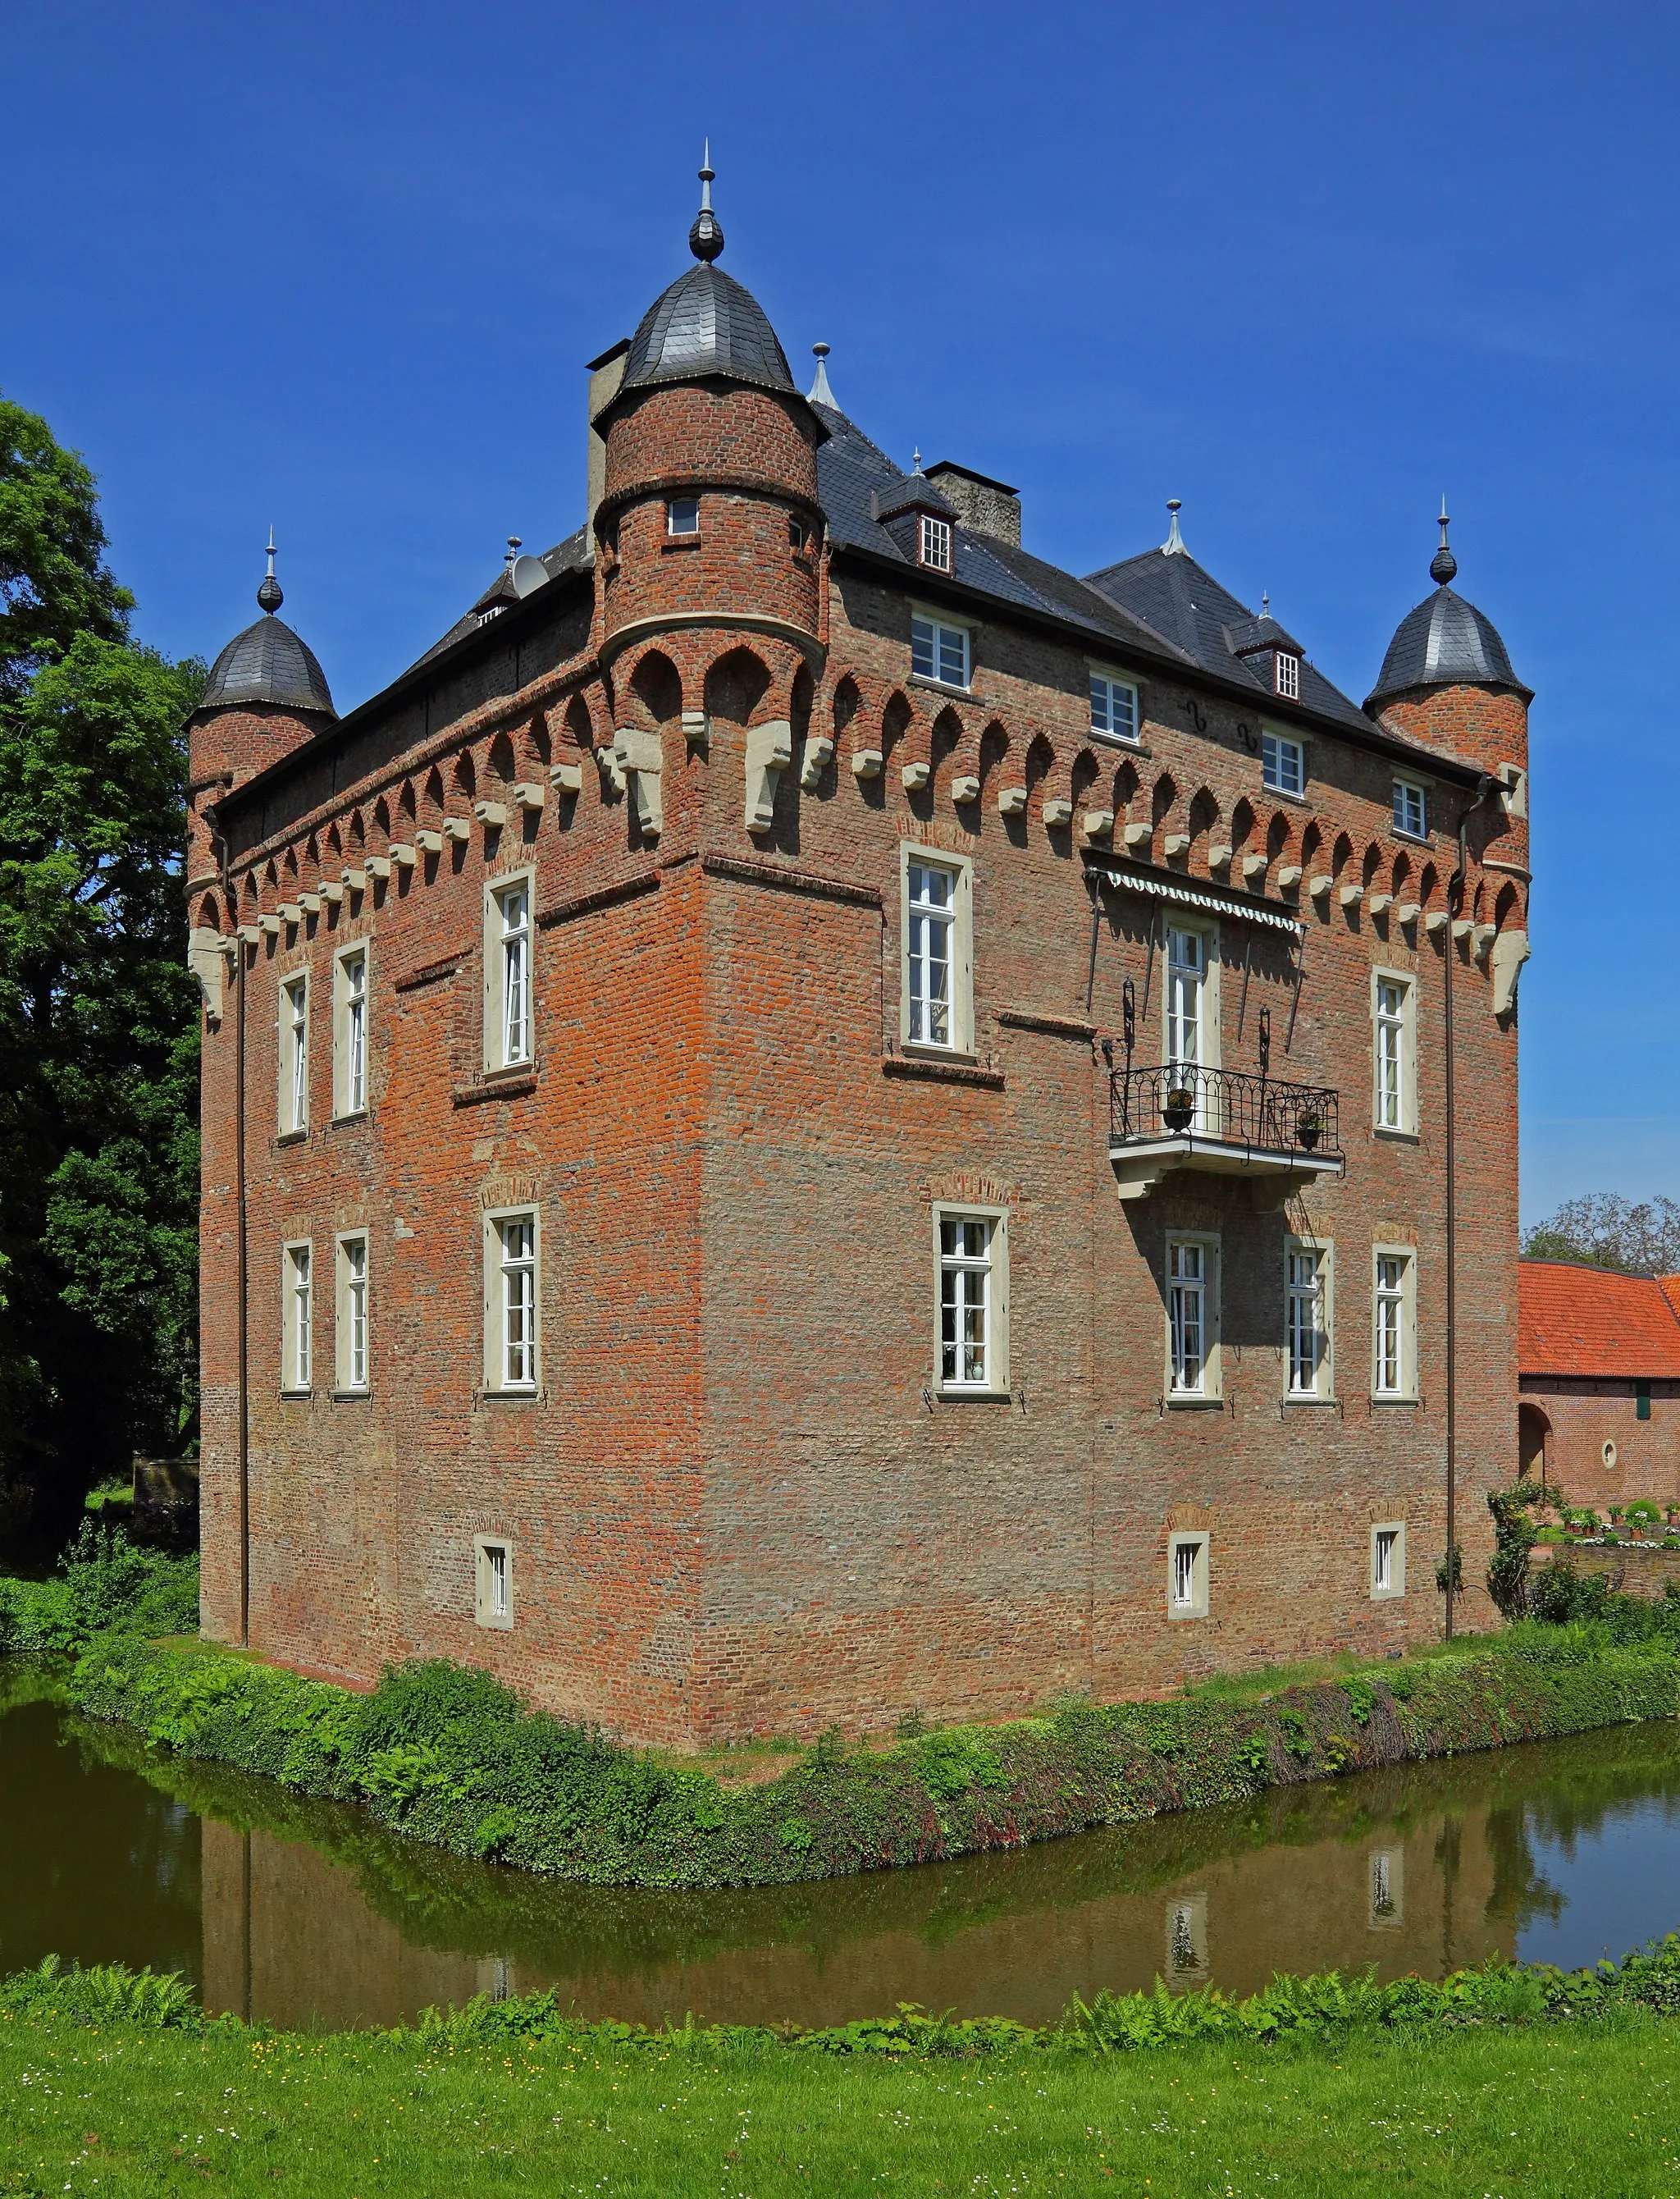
1108 1063 1344 1208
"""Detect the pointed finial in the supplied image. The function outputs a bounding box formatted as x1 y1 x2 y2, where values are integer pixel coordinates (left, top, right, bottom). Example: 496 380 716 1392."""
912 446 923 475
257 528 283 614
1162 498 1187 555
808 341 838 409
505 536 522 574
689 144 724 263
1430 496 1457 586
1262 589 1270 619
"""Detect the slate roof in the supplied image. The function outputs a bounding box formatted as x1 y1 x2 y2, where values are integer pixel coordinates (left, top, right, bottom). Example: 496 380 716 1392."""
1367 583 1529 707
619 263 797 398
1520 1261 1680 1380
411 528 592 670
201 613 336 717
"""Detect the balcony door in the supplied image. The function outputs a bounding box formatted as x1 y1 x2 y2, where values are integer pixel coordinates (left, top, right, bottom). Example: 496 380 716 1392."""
1165 925 1210 1130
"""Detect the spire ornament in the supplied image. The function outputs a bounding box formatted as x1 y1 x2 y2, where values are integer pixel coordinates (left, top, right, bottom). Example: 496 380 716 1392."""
808 341 838 408
688 143 724 263
1162 498 1188 555
257 528 283 614
1430 496 1458 587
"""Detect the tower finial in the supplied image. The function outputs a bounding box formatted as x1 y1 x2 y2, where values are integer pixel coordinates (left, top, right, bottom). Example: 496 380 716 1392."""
1430 496 1457 587
257 528 283 614
689 144 724 263
1162 498 1187 555
808 341 838 409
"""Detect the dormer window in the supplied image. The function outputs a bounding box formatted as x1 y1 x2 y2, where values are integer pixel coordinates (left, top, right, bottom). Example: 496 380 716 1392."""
667 496 700 537
1275 651 1300 700
919 514 952 572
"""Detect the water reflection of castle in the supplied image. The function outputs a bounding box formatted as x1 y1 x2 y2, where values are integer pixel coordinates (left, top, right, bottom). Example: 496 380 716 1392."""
200 1799 1516 2032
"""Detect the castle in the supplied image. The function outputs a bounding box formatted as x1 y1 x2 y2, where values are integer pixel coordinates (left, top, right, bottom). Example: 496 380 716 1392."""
188 167 1532 1742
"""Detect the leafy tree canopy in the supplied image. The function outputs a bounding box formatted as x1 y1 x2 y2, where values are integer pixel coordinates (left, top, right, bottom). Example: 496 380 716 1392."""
1522 1193 1680 1278
0 397 131 697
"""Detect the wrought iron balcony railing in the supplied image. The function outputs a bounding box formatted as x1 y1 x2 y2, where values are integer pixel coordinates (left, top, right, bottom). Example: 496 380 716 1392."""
1110 1062 1342 1160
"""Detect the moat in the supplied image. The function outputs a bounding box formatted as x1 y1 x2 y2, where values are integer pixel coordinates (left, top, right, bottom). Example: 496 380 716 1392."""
4 1670 1678 2031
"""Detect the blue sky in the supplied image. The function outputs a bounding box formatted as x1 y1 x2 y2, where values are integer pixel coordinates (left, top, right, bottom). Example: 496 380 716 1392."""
7 1 1674 1222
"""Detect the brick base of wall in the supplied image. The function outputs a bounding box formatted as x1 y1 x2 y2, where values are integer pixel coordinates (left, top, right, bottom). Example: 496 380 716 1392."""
1533 1540 1680 1599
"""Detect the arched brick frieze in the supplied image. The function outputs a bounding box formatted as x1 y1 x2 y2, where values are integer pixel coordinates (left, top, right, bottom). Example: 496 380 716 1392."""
325 821 345 863
1069 746 1100 816
929 705 965 788
880 691 912 772
1330 830 1354 882
1418 860 1440 917
790 662 814 748
348 809 368 854
1494 879 1519 931
397 779 418 828
523 713 551 772
1266 810 1294 863
1187 787 1221 871
703 645 773 729
832 674 861 750
451 752 477 802
487 733 517 786
562 693 594 757
281 847 299 889
422 768 445 827
1299 817 1323 875
1360 840 1385 892
629 649 684 733
1023 733 1055 821
1151 770 1180 834
1390 849 1412 899
1228 795 1255 858
197 891 223 933
977 720 1010 802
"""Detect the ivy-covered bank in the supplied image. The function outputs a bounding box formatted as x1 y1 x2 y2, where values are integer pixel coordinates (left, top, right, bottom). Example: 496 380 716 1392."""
57 1619 1680 1889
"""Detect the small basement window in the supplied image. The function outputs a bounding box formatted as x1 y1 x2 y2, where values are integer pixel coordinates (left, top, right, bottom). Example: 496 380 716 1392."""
474 1537 513 1630
667 496 700 537
1275 651 1300 699
919 514 952 571
1167 1531 1209 1619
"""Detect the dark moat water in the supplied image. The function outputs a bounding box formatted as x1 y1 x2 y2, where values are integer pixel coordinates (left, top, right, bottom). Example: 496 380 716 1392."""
4 1664 1680 2031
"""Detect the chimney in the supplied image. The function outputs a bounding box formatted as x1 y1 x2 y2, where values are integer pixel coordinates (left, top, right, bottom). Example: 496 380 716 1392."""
585 338 631 540
924 460 1021 548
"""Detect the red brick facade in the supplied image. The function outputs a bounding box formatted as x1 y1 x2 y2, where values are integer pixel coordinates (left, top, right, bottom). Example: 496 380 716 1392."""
188 253 1532 1746
1519 1261 1680 1511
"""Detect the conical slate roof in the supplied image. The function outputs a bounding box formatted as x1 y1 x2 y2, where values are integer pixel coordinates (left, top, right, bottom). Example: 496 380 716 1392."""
1367 586 1525 706
201 613 336 715
620 262 796 397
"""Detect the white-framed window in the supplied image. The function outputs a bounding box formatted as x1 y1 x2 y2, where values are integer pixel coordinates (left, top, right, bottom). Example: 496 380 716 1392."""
934 1205 1008 1395
1373 1248 1416 1401
484 1208 539 1393
901 846 973 1053
1371 1520 1407 1600
1393 779 1428 839
279 973 309 1134
1089 670 1139 744
1285 1237 1331 1399
911 610 970 690
474 1536 514 1630
1163 921 1217 1127
1167 1236 1219 1400
788 516 810 553
1167 1530 1209 1619
919 514 952 571
667 496 700 537
1261 728 1304 796
1372 971 1415 1134
281 1240 313 1394
485 876 533 1070
1275 651 1300 700
336 1232 369 1392
333 946 369 1118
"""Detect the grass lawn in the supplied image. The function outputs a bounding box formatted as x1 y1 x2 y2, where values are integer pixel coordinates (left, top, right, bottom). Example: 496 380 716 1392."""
2 2009 1678 2196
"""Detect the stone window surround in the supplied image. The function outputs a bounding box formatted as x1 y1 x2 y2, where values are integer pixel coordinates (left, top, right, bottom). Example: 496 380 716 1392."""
473 1534 514 1630
1372 1243 1418 1404
931 1200 1011 1401
1166 1231 1222 1406
1167 1529 1210 1620
1371 967 1419 1140
1284 1232 1335 1403
482 1204 541 1398
899 841 976 1060
1370 1519 1408 1600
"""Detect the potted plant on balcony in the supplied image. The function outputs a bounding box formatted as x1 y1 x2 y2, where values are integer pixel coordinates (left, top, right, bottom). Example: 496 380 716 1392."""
1294 1106 1323 1150
1162 1081 1197 1131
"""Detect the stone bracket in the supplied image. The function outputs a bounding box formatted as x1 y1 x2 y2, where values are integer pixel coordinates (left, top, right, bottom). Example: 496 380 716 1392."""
799 735 834 791
1491 928 1530 1017
612 726 664 839
744 719 793 836
187 926 226 1025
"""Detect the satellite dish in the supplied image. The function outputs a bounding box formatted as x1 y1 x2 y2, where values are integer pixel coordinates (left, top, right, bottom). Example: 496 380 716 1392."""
511 555 548 599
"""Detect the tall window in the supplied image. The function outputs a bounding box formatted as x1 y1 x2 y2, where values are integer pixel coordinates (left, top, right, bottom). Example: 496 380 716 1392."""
919 514 952 571
1286 1242 1328 1397
490 1212 538 1392
280 975 308 1133
911 612 970 689
475 1537 514 1630
667 496 699 536
1168 1533 1208 1619
938 1212 1003 1392
1374 1251 1413 1398
492 882 532 1068
1090 672 1139 743
1373 1527 1399 1593
1261 729 1304 796
1374 976 1411 1132
1393 779 1427 838
1274 651 1300 700
906 861 956 1046
282 1242 312 1392
336 949 368 1116
338 1234 368 1392
1168 1238 1209 1396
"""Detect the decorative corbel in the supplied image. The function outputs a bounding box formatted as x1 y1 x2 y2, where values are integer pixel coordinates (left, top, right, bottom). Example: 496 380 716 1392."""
187 927 227 1024
800 736 834 791
613 726 664 838
1491 929 1531 1016
744 720 793 835
682 710 710 755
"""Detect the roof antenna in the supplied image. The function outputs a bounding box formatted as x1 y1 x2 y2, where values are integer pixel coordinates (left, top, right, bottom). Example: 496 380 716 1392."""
258 528 283 615
690 142 724 263
504 535 522 575
1430 496 1457 586
1162 498 1187 555
808 341 838 409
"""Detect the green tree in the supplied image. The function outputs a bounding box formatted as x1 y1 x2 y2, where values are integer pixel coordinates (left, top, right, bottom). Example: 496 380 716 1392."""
0 395 201 1544
1522 1194 1680 1277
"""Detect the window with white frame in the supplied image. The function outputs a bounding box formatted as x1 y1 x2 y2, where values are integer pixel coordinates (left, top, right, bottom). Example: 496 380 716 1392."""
335 948 369 1117
1285 1240 1331 1398
487 879 532 1069
1371 1520 1406 1599
474 1536 513 1630
486 1210 538 1393
336 1233 369 1392
1089 671 1139 744
1168 1531 1209 1619
1373 1250 1414 1400
667 496 699 537
919 513 952 571
1168 1237 1216 1397
1393 779 1428 838
281 1241 313 1393
902 849 972 1052
937 1209 1007 1393
279 974 308 1134
911 611 970 689
1275 651 1300 700
1164 924 1214 1127
1373 974 1413 1132
1262 728 1304 796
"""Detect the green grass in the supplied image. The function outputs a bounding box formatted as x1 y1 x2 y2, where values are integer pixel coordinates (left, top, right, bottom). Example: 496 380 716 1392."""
2 1998 1677 2195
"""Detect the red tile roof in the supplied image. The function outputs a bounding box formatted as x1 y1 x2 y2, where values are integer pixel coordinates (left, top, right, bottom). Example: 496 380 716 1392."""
1520 1260 1680 1378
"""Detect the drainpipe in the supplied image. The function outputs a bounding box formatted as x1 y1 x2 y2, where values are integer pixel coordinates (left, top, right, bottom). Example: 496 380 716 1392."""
1443 775 1494 1640
219 827 250 1651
